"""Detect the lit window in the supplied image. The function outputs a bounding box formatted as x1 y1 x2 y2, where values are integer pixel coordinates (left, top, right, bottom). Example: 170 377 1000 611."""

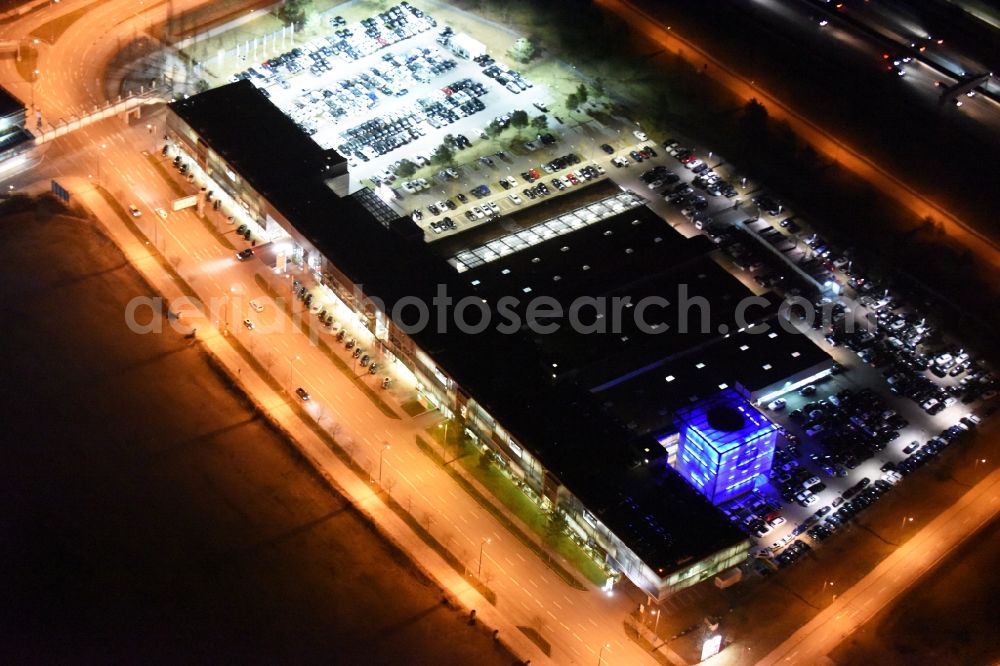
665 375 676 383
768 332 778 339
471 279 481 286
791 351 801 358
718 383 728 390
522 287 532 293
740 345 750 351
502 268 511 275
696 362 706 369
762 363 772 370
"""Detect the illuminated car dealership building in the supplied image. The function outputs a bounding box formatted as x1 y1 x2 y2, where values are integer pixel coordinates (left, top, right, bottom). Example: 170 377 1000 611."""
675 390 778 505
166 81 833 600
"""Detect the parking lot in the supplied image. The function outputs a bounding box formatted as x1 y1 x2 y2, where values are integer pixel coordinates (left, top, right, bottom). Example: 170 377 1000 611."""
228 4 550 189
704 195 998 568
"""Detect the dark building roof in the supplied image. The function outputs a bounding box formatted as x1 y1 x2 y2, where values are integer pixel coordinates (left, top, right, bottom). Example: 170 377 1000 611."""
0 85 24 118
168 82 834 576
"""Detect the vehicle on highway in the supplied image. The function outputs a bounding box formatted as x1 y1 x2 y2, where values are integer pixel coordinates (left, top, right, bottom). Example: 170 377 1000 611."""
128 204 142 217
295 387 311 401
236 248 254 261
242 318 255 330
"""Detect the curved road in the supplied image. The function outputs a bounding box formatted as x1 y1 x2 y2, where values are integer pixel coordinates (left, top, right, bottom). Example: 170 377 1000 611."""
596 0 1000 271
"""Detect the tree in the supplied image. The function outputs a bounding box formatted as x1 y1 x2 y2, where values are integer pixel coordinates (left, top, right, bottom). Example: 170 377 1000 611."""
486 119 505 137
530 115 548 131
545 511 568 541
509 109 529 132
576 83 589 104
509 37 535 63
565 92 581 113
431 143 454 166
277 0 312 29
395 159 417 178
739 98 769 150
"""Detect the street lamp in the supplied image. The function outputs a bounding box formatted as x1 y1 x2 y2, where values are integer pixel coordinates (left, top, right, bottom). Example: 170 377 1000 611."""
96 143 107 184
288 354 300 386
597 642 611 665
477 537 491 576
31 69 39 113
974 458 987 470
378 442 391 486
650 608 662 635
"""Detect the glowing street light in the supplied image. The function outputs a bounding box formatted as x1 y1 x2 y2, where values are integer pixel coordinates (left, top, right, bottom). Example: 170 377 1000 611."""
597 642 611 665
477 537 491 576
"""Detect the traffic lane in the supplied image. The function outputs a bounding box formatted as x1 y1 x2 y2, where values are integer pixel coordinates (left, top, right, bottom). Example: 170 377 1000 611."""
623 0 1000 247
140 222 652 664
755 467 1000 666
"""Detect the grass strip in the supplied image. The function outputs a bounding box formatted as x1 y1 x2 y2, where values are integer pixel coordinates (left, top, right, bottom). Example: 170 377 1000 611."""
417 434 590 590
29 0 112 43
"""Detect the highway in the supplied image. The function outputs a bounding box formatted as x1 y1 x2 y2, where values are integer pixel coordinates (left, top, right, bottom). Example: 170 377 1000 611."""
754 465 1000 665
598 0 1000 271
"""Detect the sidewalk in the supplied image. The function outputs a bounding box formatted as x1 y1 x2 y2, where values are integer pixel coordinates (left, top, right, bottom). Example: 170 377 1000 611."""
64 177 553 666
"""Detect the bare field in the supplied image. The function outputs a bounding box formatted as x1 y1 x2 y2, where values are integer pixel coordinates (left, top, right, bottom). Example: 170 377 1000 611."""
0 198 514 665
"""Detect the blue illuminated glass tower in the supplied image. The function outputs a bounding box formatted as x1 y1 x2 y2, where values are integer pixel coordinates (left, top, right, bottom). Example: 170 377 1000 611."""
674 389 778 505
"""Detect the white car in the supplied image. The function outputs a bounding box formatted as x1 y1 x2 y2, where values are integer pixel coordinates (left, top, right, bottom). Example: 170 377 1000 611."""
472 206 485 219
685 159 705 171
156 208 168 219
768 398 787 411
507 193 522 205
248 299 264 313
633 129 648 141
242 318 255 330
486 201 500 214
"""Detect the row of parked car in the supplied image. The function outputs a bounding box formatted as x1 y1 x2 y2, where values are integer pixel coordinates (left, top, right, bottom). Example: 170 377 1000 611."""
333 77 489 161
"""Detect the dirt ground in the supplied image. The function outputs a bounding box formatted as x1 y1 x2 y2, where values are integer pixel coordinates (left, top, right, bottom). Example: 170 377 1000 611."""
830 514 1000 666
0 198 515 665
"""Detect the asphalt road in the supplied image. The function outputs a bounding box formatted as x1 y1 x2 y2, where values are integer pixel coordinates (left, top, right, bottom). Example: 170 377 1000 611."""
612 0 1000 259
754 465 1000 665
0 2 662 664
0 203 516 665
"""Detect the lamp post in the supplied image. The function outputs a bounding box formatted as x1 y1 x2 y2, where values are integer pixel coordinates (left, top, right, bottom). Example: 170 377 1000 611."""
974 457 987 470
900 515 914 540
651 608 662 635
96 142 107 184
477 537 491 576
597 642 611 665
288 354 300 387
31 68 39 113
378 442 391 486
